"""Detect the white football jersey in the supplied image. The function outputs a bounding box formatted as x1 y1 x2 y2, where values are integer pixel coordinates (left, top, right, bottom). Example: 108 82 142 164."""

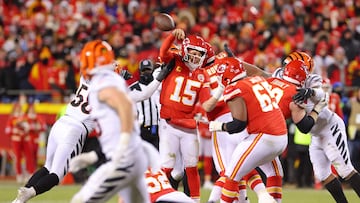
302 73 334 136
66 76 95 130
88 68 141 158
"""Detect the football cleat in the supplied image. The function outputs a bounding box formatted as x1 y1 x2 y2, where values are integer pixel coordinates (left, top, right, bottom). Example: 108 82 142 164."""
12 187 36 203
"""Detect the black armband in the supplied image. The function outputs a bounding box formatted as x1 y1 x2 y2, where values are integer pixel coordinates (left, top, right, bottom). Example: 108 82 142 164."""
311 109 319 115
94 148 107 162
224 118 247 134
295 115 315 134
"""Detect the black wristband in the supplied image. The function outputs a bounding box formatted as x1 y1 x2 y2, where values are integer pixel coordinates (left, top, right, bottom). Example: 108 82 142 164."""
312 109 319 115
221 123 225 131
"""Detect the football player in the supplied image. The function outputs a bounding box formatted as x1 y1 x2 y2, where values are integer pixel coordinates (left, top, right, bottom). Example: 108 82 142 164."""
208 57 288 203
69 141 195 203
214 47 285 202
291 65 360 202
157 28 224 202
70 39 149 203
203 52 272 203
11 46 97 203
247 50 360 203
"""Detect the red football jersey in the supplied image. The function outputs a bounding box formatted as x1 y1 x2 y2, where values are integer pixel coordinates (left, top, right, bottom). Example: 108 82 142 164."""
160 55 212 121
266 77 298 119
146 169 175 203
223 76 287 135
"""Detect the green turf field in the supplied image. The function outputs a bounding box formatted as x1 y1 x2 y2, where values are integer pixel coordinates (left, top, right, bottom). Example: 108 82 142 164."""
0 180 358 203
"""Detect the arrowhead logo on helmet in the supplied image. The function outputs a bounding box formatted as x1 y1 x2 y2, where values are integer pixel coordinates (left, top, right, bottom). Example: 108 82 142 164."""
215 57 246 86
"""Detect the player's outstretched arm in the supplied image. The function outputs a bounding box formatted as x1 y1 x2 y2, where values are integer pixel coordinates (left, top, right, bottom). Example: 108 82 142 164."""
223 43 271 78
291 93 329 133
202 76 225 112
130 59 175 102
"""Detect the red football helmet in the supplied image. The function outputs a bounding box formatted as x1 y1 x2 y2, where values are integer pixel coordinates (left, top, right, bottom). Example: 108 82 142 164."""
215 57 246 86
181 35 207 70
80 40 115 79
283 51 314 73
282 60 309 86
203 42 215 67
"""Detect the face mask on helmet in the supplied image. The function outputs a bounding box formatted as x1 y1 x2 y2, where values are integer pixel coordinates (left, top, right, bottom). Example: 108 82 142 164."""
184 48 206 70
181 35 207 71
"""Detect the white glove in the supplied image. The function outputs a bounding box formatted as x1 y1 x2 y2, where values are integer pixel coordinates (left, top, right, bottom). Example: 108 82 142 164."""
69 151 98 173
111 132 131 163
313 93 329 114
209 121 224 132
212 76 225 100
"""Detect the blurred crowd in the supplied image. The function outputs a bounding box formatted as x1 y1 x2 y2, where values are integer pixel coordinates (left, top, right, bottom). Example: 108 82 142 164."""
0 0 360 103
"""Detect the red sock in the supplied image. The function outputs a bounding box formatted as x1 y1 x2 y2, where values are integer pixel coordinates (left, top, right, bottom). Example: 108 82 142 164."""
267 175 282 200
161 167 173 179
221 178 239 203
185 166 200 198
243 169 264 191
238 179 247 200
203 156 213 177
214 176 226 187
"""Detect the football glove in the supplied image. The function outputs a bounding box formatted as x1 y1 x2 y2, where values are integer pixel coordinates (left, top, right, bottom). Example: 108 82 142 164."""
292 88 314 103
69 151 98 173
209 121 224 132
120 70 132 80
313 93 329 114
156 58 175 82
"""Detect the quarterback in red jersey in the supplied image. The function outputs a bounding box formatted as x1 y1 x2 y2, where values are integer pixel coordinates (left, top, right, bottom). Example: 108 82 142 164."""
208 57 288 203
158 28 223 202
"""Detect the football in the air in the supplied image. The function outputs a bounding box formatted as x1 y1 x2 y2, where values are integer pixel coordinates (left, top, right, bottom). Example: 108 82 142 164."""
154 13 175 31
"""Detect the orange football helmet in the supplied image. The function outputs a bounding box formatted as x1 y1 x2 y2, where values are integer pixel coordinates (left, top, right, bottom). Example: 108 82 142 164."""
80 40 115 79
215 57 246 87
282 60 308 86
283 51 314 73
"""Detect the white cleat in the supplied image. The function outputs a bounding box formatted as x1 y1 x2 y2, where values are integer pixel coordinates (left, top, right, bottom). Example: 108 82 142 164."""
12 187 36 203
259 193 277 203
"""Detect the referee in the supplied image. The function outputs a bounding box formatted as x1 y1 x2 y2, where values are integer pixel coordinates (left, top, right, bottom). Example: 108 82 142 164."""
129 59 160 150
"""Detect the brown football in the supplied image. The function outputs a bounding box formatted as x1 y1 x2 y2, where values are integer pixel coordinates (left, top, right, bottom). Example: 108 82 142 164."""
154 13 175 31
